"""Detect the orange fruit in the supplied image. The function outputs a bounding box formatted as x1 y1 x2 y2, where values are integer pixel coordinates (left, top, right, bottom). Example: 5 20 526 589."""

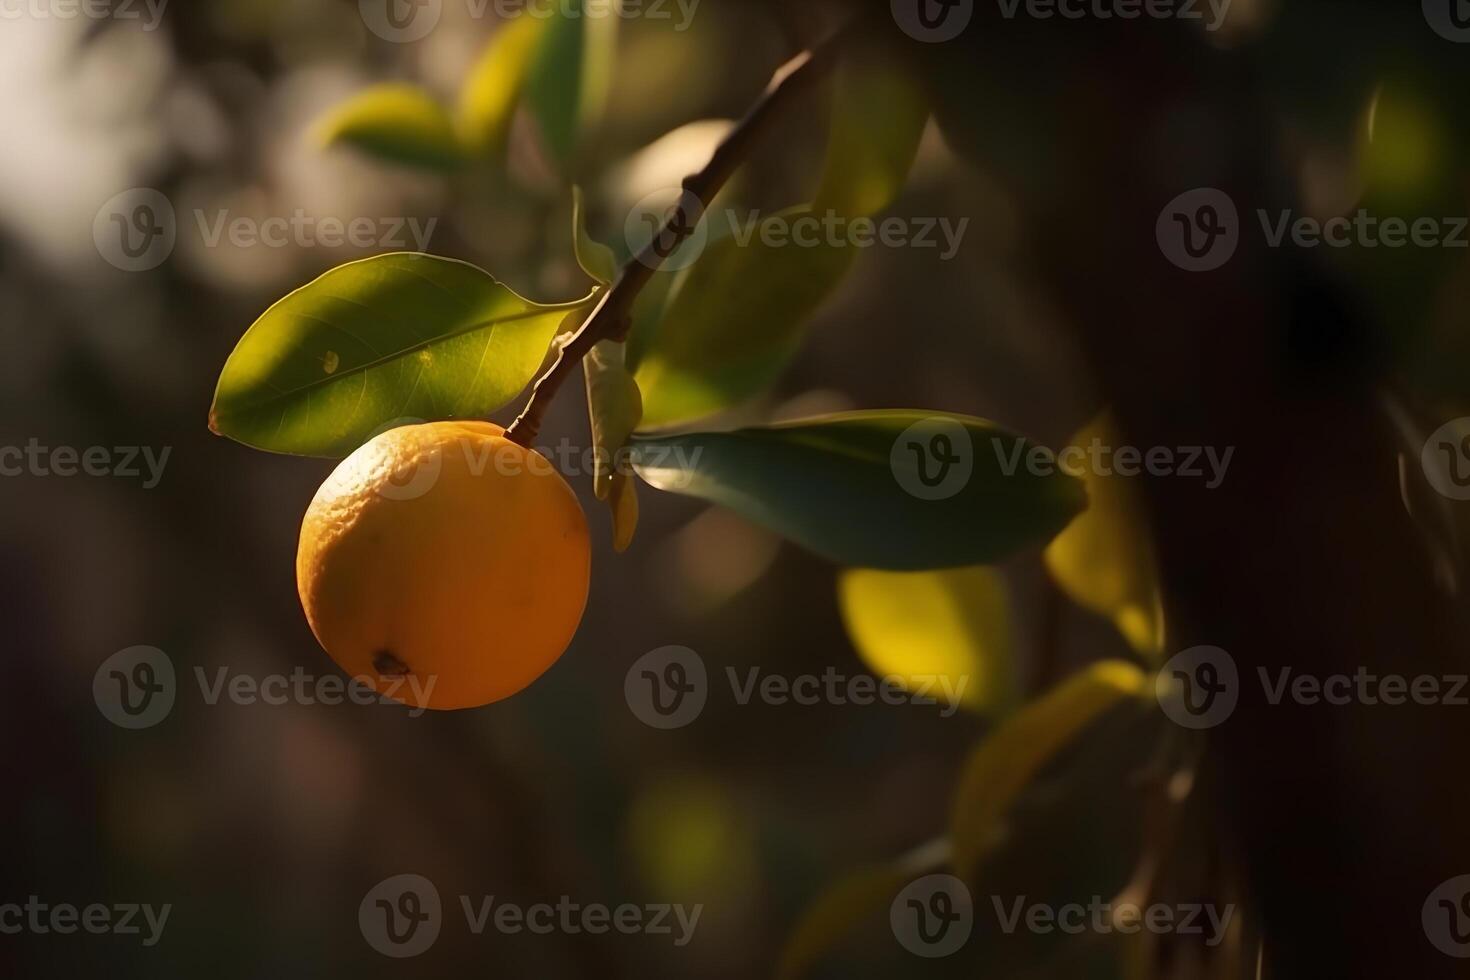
296 421 590 710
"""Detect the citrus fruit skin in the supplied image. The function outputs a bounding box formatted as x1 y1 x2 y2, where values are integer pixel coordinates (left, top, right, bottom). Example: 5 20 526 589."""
297 421 590 710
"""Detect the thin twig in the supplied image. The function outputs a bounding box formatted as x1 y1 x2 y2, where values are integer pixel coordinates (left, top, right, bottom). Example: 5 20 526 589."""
503 23 853 446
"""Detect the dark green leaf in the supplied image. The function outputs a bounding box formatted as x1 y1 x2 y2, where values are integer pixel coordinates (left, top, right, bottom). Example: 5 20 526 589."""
628 410 1086 569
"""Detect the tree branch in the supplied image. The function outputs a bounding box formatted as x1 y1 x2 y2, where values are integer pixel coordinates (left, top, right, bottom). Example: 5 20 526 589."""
503 24 852 446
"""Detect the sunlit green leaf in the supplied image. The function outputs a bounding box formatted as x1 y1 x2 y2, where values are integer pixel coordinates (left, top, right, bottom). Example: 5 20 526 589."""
949 660 1149 877
815 52 928 218
314 84 464 170
458 14 549 157
628 410 1085 570
838 566 1015 714
635 206 856 428
1044 413 1165 660
210 253 593 457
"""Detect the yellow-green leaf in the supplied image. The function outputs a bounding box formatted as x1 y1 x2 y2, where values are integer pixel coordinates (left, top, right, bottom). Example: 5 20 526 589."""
1043 413 1165 659
814 52 928 219
584 340 642 499
314 84 464 170
950 659 1149 877
777 839 949 980
838 566 1015 714
634 206 856 428
573 186 618 284
457 14 548 158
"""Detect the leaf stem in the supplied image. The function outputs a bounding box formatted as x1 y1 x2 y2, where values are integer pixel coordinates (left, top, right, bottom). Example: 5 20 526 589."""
503 22 853 446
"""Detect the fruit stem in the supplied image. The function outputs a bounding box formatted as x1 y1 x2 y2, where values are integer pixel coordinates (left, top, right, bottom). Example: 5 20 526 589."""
503 20 855 446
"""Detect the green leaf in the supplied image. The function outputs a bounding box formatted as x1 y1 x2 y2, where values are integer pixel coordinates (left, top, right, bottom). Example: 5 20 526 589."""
777 839 948 980
572 186 618 284
314 84 464 171
210 253 593 457
838 566 1015 714
814 52 928 219
949 660 1149 877
1044 413 1165 660
634 206 856 429
457 14 549 158
628 410 1086 570
584 340 642 499
522 0 616 170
